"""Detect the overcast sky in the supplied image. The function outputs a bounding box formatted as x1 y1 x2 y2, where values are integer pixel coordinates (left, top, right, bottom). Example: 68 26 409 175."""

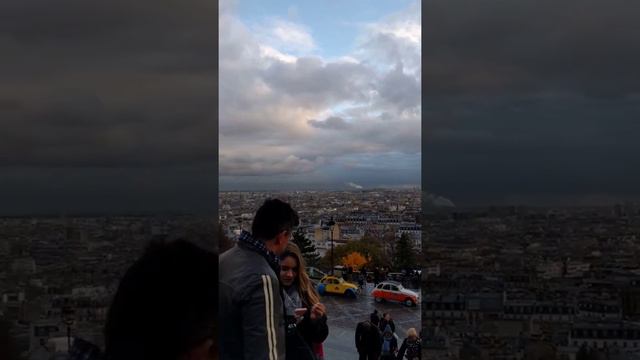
219 0 421 191
424 0 640 207
0 0 217 215
3 0 639 214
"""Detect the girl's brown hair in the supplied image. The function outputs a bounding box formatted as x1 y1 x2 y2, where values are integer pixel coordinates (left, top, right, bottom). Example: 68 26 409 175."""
280 242 320 306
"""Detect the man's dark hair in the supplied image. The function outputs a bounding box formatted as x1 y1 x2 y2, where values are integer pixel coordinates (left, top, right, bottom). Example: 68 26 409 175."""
251 198 299 240
104 239 217 360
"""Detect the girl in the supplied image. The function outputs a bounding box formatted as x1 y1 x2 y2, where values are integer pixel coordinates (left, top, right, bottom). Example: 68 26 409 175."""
280 243 329 360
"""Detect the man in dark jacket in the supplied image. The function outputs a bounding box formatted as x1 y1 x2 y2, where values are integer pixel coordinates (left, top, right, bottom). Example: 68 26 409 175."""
355 316 382 360
219 199 299 360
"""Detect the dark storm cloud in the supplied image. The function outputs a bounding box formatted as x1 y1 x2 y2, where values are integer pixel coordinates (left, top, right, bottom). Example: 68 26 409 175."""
307 116 350 130
0 0 216 214
262 57 376 105
425 0 640 98
379 63 420 110
424 0 640 205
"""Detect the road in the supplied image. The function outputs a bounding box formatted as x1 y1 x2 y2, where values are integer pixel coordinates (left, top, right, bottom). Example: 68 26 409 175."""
320 282 421 359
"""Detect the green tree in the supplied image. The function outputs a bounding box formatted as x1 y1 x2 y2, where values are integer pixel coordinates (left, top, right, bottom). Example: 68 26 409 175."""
393 233 417 271
292 228 320 266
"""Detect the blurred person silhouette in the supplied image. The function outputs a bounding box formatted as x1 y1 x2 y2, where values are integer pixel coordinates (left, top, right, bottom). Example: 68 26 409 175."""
370 310 380 325
380 325 397 360
396 328 421 360
103 238 217 360
279 242 329 360
219 198 299 360
355 314 382 360
379 313 396 334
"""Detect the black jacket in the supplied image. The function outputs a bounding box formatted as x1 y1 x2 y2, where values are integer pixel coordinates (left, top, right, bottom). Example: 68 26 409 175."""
219 243 285 360
285 310 328 360
397 338 422 360
355 321 382 355
379 319 396 334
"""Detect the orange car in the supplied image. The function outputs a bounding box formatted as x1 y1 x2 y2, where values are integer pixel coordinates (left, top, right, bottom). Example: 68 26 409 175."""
371 281 419 307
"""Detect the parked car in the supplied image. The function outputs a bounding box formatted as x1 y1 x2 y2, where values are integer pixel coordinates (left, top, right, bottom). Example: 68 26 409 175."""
317 275 359 298
306 266 327 280
371 281 419 307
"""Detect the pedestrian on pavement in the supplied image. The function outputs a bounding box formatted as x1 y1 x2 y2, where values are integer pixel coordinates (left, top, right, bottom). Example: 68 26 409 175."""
396 328 421 360
104 239 217 360
379 313 396 334
219 198 299 360
370 310 380 325
280 242 329 360
373 268 381 286
355 315 382 360
380 325 398 360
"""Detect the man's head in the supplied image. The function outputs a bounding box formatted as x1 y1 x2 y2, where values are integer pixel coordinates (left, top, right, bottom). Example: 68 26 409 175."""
104 239 217 360
251 198 299 255
371 316 379 327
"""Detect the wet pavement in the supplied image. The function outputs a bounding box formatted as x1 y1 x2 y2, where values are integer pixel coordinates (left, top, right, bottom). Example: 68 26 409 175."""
320 282 421 359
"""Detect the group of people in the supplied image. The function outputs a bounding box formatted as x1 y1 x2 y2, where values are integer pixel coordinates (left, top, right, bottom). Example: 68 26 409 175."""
219 199 328 360
356 310 422 360
58 197 417 360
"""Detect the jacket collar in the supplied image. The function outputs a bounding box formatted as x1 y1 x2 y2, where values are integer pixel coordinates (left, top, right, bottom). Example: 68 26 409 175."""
238 230 280 272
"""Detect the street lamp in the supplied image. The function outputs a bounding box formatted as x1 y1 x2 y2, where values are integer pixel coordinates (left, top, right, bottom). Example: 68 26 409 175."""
327 217 335 276
62 304 75 353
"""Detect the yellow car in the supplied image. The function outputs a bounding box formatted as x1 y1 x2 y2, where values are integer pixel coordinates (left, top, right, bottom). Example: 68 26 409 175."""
317 275 359 298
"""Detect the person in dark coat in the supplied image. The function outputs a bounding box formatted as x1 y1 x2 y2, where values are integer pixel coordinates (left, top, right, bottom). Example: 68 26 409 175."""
370 310 380 325
355 316 382 360
397 328 422 360
373 268 381 286
379 313 396 334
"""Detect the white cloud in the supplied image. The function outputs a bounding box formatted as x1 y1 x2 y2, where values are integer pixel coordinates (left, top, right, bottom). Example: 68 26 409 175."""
219 1 421 180
254 18 316 55
347 182 364 189
355 0 421 74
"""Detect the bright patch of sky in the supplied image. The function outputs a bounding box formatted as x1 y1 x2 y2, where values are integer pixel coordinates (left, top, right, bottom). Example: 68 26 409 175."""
234 0 417 58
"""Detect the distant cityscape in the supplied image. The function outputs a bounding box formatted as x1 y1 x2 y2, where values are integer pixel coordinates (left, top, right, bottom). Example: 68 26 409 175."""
422 203 640 360
219 189 422 257
0 215 214 359
7 193 640 359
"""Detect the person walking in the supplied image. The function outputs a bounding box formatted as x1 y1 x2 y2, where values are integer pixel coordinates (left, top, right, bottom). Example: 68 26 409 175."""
373 268 381 286
396 328 422 360
355 315 382 360
379 313 396 334
379 325 397 360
